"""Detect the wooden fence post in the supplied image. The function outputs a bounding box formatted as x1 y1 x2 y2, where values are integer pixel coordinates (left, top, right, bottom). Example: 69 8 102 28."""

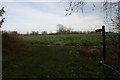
102 25 106 62
95 25 106 62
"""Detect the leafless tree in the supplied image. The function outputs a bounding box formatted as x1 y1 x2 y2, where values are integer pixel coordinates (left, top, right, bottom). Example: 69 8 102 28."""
65 0 120 32
56 24 67 33
30 31 39 35
56 24 73 34
41 31 48 35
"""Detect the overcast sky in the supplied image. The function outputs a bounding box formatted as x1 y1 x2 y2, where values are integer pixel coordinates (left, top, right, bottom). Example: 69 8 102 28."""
0 1 112 34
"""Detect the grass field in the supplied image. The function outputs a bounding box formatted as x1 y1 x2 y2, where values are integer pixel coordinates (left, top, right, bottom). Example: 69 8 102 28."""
20 34 112 46
2 33 120 78
19 34 104 59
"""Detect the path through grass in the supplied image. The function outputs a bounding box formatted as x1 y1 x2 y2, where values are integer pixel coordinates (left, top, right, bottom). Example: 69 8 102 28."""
2 45 120 78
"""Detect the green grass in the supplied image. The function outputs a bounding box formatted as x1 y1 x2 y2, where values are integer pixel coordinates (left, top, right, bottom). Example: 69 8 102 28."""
20 34 104 46
19 34 114 46
3 45 120 78
3 34 120 78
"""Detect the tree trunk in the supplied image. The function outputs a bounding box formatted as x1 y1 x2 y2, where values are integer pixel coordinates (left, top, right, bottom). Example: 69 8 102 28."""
117 1 120 71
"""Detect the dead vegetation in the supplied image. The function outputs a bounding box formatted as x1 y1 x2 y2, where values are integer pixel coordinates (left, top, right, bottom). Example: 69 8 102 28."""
87 48 101 60
2 32 29 59
55 39 71 46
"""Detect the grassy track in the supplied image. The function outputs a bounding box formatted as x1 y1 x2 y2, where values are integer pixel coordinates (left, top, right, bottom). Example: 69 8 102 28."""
3 34 120 78
3 45 120 78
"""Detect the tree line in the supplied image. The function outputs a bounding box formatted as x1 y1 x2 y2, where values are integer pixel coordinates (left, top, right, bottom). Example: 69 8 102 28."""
2 23 109 36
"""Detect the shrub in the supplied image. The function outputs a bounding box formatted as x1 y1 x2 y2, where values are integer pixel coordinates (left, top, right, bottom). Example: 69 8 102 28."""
2 32 29 58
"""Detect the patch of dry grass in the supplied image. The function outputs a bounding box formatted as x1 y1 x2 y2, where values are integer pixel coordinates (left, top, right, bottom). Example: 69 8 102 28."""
2 33 29 59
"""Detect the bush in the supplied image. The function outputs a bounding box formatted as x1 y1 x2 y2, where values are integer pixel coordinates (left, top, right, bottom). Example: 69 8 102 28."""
2 32 29 58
